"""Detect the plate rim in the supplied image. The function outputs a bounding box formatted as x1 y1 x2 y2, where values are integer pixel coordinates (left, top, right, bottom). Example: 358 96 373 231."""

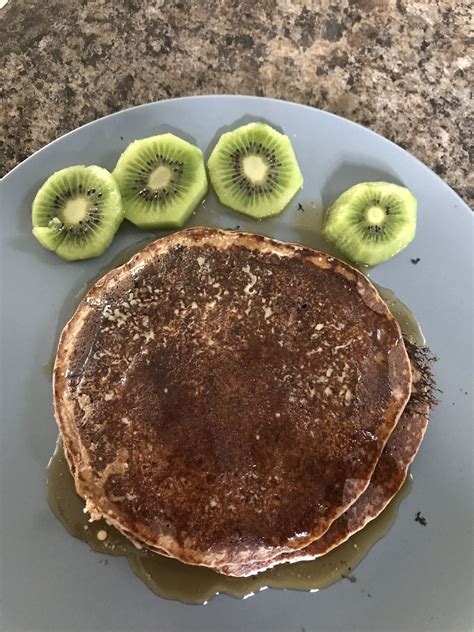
2 94 471 217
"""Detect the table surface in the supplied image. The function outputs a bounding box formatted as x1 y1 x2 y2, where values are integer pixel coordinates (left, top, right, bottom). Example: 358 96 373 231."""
1 0 472 207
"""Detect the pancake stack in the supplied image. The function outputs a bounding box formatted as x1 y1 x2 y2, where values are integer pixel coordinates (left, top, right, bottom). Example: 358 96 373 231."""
53 227 433 577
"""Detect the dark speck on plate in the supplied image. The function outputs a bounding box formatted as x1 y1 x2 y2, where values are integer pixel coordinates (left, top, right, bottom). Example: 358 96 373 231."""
341 573 357 583
411 257 421 265
415 511 427 526
298 203 305 213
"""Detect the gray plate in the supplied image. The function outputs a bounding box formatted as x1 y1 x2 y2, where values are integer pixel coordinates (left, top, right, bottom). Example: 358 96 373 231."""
1 96 473 632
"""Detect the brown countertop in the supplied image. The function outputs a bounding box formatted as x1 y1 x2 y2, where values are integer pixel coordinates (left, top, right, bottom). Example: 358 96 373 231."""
1 0 471 206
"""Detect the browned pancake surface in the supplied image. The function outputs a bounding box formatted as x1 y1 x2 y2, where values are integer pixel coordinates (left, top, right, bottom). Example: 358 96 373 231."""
221 342 434 576
54 228 411 569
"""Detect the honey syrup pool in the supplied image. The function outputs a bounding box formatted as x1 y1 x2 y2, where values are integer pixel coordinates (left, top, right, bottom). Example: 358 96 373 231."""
48 443 412 604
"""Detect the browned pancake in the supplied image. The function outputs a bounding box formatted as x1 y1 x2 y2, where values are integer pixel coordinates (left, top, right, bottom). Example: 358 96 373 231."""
53 227 411 571
220 342 434 576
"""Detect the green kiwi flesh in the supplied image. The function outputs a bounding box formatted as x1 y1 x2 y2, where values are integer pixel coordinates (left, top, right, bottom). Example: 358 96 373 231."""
207 122 303 218
323 182 417 265
32 165 124 261
112 134 207 229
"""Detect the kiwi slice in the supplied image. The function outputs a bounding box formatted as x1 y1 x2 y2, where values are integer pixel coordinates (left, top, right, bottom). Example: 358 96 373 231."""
323 182 417 265
32 166 124 261
207 122 303 218
112 134 207 229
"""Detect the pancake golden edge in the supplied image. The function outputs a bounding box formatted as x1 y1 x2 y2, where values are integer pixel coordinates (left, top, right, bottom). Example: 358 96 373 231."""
53 227 412 573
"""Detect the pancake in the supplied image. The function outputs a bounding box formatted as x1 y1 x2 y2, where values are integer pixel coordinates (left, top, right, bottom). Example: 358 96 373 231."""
220 341 435 576
53 227 411 571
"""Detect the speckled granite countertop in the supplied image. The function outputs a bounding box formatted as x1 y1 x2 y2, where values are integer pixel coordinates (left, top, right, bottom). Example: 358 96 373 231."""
1 0 472 206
